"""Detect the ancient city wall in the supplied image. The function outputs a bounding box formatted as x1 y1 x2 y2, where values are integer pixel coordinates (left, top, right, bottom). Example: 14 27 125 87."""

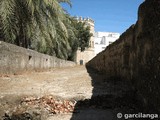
76 48 95 65
0 41 75 75
87 0 160 111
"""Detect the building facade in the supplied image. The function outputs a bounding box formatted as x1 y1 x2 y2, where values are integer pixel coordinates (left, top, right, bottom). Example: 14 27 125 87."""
75 17 120 65
94 32 120 55
75 17 95 65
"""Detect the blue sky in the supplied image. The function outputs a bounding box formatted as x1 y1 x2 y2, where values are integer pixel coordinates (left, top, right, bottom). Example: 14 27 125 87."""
62 0 144 34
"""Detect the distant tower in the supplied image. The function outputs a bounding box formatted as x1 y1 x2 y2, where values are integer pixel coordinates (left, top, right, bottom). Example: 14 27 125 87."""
74 16 95 65
85 18 95 49
74 16 95 49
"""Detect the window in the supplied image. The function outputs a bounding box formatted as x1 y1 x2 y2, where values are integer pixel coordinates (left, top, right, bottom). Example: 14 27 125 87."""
108 34 113 37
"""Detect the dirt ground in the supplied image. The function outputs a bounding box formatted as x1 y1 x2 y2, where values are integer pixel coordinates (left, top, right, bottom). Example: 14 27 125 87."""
0 66 139 120
0 66 93 99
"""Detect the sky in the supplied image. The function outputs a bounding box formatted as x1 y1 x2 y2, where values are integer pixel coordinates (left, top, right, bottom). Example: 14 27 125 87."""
62 0 144 34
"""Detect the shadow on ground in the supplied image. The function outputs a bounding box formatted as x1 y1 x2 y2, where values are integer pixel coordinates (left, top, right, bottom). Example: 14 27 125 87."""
70 66 143 120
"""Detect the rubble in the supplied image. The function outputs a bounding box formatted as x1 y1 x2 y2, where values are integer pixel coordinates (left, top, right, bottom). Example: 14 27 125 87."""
2 95 77 120
21 95 77 114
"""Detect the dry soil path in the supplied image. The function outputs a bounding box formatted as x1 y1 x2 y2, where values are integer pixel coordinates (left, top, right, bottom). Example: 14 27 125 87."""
0 66 138 120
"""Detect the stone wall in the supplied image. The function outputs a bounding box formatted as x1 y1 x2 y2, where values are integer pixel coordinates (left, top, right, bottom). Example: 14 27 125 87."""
0 41 76 75
87 0 160 111
76 48 95 65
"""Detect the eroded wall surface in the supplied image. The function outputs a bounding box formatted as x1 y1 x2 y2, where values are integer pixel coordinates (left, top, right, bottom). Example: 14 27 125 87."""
87 0 160 111
0 41 75 75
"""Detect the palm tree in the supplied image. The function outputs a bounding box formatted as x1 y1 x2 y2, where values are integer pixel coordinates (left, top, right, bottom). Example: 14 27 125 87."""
64 15 79 61
0 0 72 59
0 0 93 60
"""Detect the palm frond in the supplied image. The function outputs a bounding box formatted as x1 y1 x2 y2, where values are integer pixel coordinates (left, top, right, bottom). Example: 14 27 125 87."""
57 0 72 7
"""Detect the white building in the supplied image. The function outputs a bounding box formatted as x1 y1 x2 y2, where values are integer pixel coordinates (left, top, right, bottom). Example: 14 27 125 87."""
94 32 120 55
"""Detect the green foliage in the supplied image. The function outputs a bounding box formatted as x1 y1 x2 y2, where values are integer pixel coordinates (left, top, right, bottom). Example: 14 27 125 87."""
76 21 92 51
0 0 92 61
65 16 93 61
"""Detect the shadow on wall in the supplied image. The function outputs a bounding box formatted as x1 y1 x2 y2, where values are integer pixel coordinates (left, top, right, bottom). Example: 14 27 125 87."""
70 66 142 120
